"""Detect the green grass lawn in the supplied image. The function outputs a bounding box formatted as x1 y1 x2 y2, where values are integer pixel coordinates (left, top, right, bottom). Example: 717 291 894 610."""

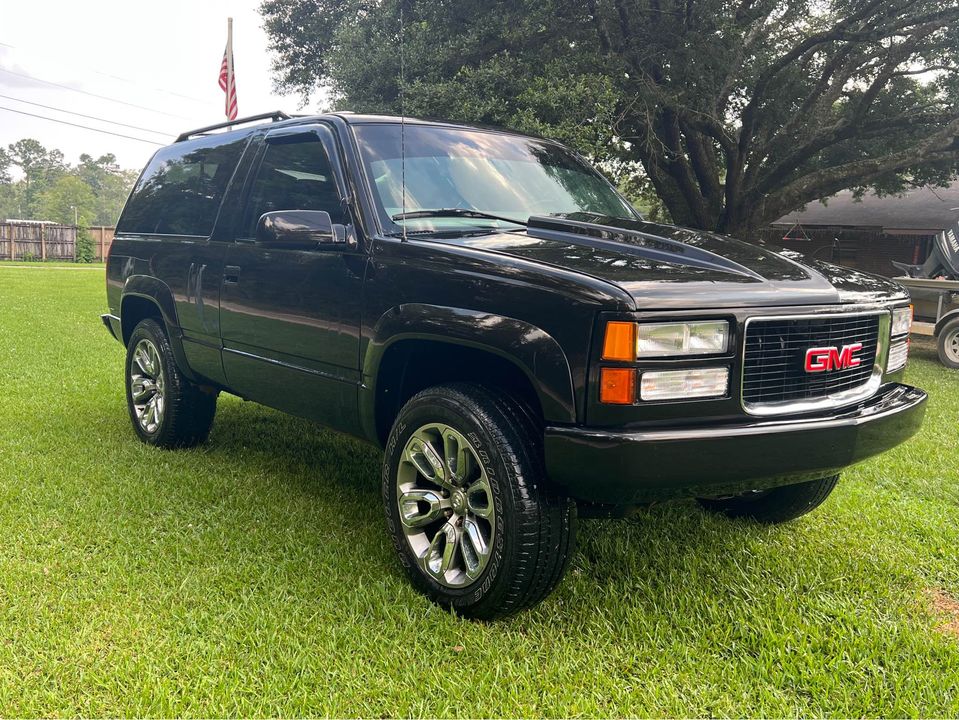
1 264 958 716
0 261 105 269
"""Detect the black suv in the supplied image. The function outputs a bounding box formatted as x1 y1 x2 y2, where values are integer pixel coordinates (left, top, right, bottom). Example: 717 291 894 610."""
103 112 926 619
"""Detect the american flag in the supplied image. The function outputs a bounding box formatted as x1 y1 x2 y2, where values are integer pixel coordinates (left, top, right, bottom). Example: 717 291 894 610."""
218 24 237 121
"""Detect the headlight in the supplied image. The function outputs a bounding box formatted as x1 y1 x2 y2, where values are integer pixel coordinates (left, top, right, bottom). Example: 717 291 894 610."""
639 367 729 401
891 306 912 337
636 320 729 358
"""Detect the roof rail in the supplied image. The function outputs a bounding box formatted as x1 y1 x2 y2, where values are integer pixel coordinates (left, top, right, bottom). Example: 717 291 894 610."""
175 111 291 143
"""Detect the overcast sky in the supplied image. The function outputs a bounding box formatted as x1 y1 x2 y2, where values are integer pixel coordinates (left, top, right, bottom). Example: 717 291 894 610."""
0 0 317 172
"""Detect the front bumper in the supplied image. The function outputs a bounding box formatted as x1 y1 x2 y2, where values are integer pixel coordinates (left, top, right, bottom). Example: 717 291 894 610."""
545 383 926 504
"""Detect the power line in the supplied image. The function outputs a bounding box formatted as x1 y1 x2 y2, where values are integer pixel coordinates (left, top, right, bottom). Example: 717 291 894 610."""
0 66 193 120
0 39 218 107
0 92 175 136
93 69 218 107
0 105 164 145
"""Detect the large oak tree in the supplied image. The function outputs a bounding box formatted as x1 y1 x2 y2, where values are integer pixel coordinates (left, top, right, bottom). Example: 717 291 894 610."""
261 0 959 236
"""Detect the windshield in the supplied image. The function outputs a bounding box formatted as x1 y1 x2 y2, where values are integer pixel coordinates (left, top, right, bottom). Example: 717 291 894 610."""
353 123 638 233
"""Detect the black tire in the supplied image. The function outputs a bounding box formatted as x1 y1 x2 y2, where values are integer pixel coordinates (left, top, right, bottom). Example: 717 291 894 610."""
124 318 217 449
697 475 839 524
383 383 576 620
937 318 959 369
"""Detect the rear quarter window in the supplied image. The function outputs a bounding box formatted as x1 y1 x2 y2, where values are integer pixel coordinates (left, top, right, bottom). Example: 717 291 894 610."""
117 135 248 236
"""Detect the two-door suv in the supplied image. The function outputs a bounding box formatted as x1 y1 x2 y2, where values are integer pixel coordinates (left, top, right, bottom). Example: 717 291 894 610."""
103 111 927 619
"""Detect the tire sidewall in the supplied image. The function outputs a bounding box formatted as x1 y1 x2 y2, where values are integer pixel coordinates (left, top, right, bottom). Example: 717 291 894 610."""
125 319 175 446
383 390 518 611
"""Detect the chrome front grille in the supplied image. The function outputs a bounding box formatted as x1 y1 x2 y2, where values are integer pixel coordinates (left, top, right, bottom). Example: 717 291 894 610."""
742 312 884 414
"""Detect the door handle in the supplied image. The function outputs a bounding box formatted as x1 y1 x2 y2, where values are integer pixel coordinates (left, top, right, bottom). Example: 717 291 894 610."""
224 265 241 283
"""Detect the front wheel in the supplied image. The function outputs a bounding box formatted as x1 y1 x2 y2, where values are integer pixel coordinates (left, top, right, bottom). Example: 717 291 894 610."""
697 475 839 524
383 383 576 620
937 318 959 369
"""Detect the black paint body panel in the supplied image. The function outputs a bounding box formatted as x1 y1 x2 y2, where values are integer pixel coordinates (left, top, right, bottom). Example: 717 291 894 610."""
219 245 367 436
104 113 925 505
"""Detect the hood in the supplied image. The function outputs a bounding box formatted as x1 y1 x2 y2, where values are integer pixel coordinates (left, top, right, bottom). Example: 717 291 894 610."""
437 213 908 309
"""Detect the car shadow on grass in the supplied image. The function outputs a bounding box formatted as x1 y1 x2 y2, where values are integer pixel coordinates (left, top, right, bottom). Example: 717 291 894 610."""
208 396 382 497
194 395 805 620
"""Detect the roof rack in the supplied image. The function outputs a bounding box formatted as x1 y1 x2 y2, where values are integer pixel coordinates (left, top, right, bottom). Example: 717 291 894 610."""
175 111 291 143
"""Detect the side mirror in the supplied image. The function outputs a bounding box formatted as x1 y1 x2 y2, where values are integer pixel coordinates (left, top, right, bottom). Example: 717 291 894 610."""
255 210 342 249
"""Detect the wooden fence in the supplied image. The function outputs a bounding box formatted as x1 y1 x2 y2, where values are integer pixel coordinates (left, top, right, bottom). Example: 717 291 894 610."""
0 223 116 262
89 225 115 261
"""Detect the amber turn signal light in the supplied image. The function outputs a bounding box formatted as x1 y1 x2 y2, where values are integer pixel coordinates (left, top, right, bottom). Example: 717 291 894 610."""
599 367 635 405
602 321 636 361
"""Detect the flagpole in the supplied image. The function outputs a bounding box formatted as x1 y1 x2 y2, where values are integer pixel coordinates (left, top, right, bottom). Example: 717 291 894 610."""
226 17 234 121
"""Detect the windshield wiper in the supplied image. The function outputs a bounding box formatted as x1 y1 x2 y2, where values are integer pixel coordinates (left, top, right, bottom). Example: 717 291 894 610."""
391 208 528 227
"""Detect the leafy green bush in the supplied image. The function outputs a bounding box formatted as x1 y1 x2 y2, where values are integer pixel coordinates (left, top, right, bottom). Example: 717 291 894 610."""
75 224 95 263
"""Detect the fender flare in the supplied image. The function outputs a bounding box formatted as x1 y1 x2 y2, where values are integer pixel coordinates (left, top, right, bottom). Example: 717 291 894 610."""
120 275 198 382
934 308 959 336
120 275 180 335
360 304 577 441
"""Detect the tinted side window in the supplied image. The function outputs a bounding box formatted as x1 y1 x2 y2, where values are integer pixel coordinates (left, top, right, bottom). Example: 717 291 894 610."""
117 135 247 236
243 138 344 237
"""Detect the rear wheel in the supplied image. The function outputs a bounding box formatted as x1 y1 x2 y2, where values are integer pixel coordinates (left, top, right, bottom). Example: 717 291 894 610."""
383 383 576 620
125 318 217 448
697 475 839 524
937 318 959 369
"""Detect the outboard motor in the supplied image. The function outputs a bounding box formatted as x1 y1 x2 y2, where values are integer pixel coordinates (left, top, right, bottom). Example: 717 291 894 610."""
893 221 959 280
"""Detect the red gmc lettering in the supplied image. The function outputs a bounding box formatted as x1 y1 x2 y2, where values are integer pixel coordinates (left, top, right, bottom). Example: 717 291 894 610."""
804 343 863 372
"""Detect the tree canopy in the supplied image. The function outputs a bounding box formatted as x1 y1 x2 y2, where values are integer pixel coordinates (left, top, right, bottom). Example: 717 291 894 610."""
36 176 96 227
261 0 959 236
0 140 137 225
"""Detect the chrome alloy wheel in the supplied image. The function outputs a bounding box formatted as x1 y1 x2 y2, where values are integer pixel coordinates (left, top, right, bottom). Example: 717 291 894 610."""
130 339 165 434
396 423 496 588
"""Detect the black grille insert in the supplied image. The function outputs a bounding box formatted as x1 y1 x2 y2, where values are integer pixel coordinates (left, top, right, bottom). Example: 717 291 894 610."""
743 314 880 407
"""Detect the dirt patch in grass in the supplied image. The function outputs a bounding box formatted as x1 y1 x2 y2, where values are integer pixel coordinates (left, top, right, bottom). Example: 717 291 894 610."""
926 588 959 639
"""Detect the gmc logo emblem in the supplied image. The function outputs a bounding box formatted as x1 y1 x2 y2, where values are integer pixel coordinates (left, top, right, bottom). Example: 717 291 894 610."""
804 343 863 372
